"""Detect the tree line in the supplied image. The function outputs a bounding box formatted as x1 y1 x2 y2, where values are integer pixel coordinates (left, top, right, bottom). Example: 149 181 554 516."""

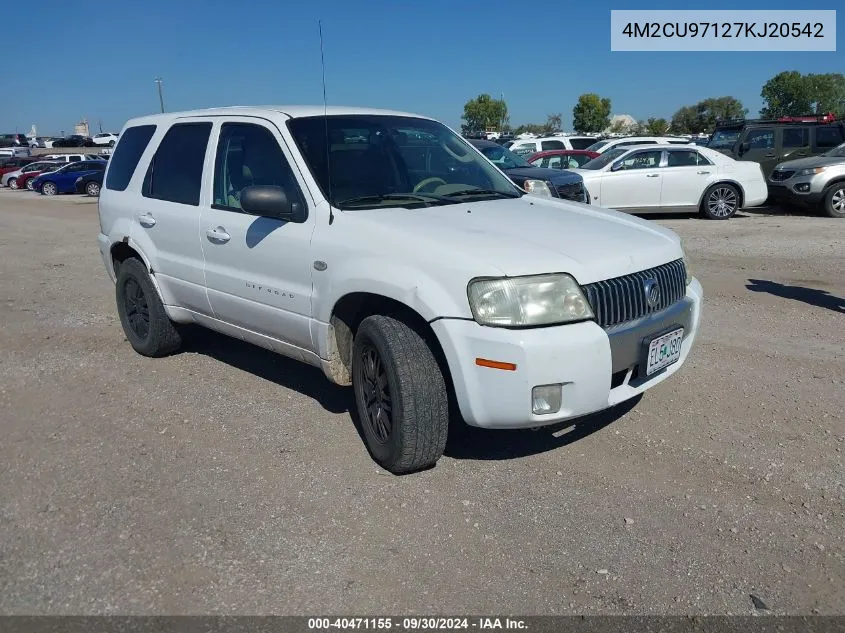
461 71 845 136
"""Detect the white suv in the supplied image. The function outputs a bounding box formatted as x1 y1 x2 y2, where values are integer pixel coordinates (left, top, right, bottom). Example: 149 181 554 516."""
509 135 598 156
97 106 702 474
585 136 692 154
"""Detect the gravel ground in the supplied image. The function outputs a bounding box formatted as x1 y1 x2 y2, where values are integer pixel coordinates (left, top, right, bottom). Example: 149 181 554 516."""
0 189 843 616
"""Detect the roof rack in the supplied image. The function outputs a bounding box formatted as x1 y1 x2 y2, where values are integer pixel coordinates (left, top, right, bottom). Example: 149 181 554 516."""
715 112 837 126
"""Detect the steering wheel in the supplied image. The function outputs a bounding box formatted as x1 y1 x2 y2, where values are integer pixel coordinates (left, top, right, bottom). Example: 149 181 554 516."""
413 177 447 193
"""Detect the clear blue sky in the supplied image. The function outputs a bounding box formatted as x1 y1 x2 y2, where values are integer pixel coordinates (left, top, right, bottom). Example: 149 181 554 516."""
4 0 843 135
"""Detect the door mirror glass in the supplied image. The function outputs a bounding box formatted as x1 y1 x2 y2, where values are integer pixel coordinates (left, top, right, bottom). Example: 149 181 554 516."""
240 185 304 222
610 161 623 172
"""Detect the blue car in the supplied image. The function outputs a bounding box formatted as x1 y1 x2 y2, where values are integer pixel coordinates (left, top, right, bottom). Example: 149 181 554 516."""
33 160 107 196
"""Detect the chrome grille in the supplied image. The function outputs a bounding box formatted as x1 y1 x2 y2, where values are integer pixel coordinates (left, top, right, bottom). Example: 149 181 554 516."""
556 182 586 202
770 170 794 182
583 259 687 329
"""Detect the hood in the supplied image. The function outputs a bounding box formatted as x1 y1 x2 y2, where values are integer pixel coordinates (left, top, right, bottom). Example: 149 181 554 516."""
344 196 683 285
504 166 583 185
774 155 845 171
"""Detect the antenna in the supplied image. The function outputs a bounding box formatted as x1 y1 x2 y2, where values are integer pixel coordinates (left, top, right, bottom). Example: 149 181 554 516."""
319 20 334 225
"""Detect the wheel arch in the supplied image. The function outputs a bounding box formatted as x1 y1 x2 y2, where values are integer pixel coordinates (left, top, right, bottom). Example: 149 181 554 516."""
697 179 745 209
325 291 454 391
109 240 168 305
822 176 845 193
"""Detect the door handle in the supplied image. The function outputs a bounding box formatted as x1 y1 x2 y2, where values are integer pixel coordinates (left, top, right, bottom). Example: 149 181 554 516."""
206 226 231 244
696 170 711 175
137 212 156 228
764 153 775 157
645 173 660 178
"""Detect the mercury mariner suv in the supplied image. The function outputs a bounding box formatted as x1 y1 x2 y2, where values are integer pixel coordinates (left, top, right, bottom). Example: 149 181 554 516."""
97 106 703 474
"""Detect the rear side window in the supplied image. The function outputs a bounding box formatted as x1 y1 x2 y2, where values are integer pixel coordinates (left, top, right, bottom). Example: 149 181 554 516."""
782 127 809 148
569 138 594 150
143 122 212 206
815 125 845 149
105 125 156 191
541 140 564 150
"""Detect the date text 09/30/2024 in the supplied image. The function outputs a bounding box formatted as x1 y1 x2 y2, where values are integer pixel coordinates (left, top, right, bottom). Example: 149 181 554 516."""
307 618 527 630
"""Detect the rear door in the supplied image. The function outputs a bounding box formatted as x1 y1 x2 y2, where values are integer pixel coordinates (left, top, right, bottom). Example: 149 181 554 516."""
129 119 213 315
779 127 810 162
660 149 714 208
200 117 316 351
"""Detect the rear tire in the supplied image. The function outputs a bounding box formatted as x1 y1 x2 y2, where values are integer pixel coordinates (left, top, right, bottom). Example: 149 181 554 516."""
822 184 845 218
8 177 17 190
700 183 740 220
115 258 182 357
352 315 449 474
25 178 35 191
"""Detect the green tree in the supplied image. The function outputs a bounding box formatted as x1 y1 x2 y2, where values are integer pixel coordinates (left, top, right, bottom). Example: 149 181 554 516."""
759 71 845 118
572 94 611 133
670 97 747 133
461 94 508 133
645 117 669 136
513 123 546 136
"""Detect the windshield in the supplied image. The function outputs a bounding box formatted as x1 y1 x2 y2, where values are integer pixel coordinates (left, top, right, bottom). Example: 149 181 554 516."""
708 129 741 149
824 142 845 158
476 143 532 169
580 147 629 170
584 139 610 152
287 115 523 209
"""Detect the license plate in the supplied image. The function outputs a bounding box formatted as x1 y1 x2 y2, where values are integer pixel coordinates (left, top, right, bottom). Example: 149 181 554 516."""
645 328 684 376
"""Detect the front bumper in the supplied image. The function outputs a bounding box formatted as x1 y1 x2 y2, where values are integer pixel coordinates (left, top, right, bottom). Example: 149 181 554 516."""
432 278 702 428
767 175 826 206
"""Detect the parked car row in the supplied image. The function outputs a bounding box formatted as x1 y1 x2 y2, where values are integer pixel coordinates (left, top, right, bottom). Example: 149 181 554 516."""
0 156 106 196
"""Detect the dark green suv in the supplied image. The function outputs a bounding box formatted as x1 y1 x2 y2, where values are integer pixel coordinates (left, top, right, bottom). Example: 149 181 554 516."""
706 114 845 179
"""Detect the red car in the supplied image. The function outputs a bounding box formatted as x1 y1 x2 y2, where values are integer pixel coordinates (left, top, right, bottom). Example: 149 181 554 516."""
527 149 600 170
14 162 64 190
0 156 38 179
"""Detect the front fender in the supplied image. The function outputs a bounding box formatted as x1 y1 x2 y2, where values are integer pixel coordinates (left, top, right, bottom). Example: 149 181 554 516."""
313 257 471 324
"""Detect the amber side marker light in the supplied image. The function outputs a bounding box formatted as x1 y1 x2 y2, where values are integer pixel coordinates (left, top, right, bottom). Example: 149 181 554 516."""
475 358 517 371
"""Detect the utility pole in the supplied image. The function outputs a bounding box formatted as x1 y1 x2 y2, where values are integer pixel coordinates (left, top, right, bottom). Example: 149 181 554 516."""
154 78 165 113
98 118 103 133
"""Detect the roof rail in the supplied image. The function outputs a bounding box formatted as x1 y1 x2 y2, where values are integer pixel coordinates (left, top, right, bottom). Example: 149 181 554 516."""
715 112 837 126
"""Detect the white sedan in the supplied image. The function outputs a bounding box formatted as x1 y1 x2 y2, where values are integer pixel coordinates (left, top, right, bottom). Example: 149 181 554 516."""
91 133 119 146
571 144 767 219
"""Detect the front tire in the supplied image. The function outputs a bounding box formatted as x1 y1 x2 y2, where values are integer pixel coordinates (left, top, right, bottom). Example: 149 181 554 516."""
41 181 58 196
8 177 18 190
25 178 35 191
822 184 845 218
700 183 740 220
86 181 100 196
115 258 181 357
352 315 449 474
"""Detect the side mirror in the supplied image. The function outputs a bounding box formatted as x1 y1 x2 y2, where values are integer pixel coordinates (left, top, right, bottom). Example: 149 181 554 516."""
240 185 306 222
610 161 623 172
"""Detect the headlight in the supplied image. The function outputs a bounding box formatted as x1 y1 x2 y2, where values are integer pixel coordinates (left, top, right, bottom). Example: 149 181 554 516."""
798 166 826 176
467 274 593 327
523 179 553 197
684 258 693 286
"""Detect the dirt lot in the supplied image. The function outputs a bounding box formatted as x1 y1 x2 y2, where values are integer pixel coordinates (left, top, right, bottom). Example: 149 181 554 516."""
0 189 843 616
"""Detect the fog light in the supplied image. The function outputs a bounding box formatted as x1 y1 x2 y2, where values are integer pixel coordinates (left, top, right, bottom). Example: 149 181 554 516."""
794 183 810 193
532 384 562 415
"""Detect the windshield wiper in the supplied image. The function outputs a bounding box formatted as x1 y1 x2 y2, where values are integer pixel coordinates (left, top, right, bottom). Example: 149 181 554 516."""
336 193 457 208
443 189 522 199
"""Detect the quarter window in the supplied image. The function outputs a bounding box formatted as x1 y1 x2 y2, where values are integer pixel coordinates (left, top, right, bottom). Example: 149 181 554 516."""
782 127 809 148
105 123 157 191
143 122 211 206
212 122 305 214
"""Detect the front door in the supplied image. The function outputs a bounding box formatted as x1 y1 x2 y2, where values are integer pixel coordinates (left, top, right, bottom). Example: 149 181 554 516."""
739 127 779 177
200 118 316 352
129 120 213 315
598 149 664 211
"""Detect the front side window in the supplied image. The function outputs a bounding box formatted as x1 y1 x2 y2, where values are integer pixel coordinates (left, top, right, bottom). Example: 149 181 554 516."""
213 122 305 214
541 140 564 150
617 150 663 170
569 138 595 150
286 115 522 209
143 122 211 206
746 128 774 149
